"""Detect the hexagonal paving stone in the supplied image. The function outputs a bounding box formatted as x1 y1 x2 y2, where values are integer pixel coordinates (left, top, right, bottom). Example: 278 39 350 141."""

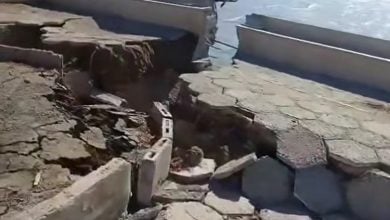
325 140 378 175
300 120 346 139
224 89 257 101
277 126 327 169
347 169 390 220
321 213 354 220
319 114 359 129
197 94 236 109
238 98 278 113
202 70 233 79
180 73 209 84
349 129 390 149
254 112 297 131
280 106 316 120
189 81 223 95
376 148 390 172
213 79 247 89
204 185 254 215
261 95 295 107
297 100 333 114
294 166 344 214
242 156 293 206
362 121 390 139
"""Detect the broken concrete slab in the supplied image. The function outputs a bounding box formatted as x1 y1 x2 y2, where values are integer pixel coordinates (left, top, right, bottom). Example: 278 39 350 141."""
137 138 173 206
0 153 42 173
346 169 390 220
80 126 107 150
294 166 344 215
326 139 379 175
170 158 216 183
153 180 208 203
39 133 91 161
377 148 390 172
9 158 131 220
212 153 257 179
0 44 63 71
156 202 223 220
204 185 255 216
277 126 327 169
90 88 127 107
242 156 293 207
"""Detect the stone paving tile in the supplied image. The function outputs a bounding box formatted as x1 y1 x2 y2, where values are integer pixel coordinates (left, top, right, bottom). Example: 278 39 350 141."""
180 61 390 175
277 126 327 169
325 140 378 175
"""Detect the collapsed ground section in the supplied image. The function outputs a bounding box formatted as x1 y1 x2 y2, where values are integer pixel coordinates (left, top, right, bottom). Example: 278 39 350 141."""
173 60 390 219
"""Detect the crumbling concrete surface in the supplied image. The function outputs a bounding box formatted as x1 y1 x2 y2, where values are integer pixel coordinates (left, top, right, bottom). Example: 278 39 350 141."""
8 158 132 220
0 62 76 217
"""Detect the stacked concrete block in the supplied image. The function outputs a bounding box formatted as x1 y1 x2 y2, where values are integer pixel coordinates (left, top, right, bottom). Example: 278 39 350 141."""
150 102 172 127
138 102 174 206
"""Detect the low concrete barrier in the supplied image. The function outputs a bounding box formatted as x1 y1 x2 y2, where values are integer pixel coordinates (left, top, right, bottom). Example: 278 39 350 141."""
237 20 390 93
43 0 214 59
10 158 132 220
245 14 390 59
0 44 63 70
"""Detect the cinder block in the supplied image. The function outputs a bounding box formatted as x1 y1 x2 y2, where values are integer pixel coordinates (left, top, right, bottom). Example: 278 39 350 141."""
137 138 173 206
150 102 172 126
162 118 174 140
10 158 132 220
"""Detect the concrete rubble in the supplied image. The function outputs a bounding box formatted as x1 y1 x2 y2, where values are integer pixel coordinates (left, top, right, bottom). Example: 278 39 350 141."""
1 0 390 220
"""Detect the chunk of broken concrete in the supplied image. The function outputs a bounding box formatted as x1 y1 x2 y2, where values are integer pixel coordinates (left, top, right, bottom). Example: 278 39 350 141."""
242 156 293 207
39 133 91 161
212 153 257 180
346 169 390 220
277 126 327 169
294 166 344 215
204 185 254 216
170 158 216 183
90 88 127 107
153 180 208 203
80 126 106 150
156 202 223 220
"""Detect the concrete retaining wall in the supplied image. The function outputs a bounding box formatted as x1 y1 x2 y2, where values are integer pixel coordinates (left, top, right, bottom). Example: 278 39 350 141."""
236 25 390 93
42 0 214 59
245 14 390 59
10 158 132 220
0 44 63 71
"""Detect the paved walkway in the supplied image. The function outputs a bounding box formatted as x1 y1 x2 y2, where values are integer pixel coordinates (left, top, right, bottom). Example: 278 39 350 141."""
180 60 390 175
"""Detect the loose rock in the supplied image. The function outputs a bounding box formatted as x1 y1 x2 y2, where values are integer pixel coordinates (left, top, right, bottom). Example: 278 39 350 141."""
294 166 344 214
242 156 293 207
212 153 257 180
346 169 390 220
80 126 107 150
